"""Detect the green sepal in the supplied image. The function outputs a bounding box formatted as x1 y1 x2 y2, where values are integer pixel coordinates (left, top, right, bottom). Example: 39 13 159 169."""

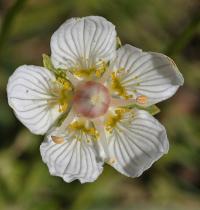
127 104 160 116
116 36 122 49
42 54 55 71
42 54 67 79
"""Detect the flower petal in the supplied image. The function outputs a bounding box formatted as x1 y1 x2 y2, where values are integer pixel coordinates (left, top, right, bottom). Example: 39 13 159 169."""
109 44 184 105
50 16 117 70
105 109 169 177
7 65 61 135
40 114 103 183
40 129 103 183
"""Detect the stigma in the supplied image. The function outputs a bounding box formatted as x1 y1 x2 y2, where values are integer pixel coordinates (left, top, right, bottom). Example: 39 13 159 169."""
73 81 111 118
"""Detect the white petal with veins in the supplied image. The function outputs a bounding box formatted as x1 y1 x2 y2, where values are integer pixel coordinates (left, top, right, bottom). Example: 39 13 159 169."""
7 65 61 135
51 16 117 70
105 109 169 177
109 44 184 105
40 128 103 183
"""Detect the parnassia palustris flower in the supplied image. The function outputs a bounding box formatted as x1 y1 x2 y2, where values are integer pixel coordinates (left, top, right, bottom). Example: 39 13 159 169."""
7 16 184 183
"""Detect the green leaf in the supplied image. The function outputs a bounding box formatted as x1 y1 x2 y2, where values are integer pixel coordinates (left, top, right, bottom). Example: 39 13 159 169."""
128 104 160 116
42 54 55 71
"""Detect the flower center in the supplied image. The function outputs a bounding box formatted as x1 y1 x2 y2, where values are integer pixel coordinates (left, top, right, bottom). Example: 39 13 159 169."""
73 81 110 118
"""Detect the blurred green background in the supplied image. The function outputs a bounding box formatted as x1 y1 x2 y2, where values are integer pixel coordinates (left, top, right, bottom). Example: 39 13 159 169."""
0 0 200 210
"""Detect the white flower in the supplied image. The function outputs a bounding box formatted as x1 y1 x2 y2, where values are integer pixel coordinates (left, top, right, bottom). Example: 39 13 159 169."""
7 16 184 183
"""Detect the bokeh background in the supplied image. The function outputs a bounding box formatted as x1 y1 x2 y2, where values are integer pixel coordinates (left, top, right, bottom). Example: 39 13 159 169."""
0 0 200 210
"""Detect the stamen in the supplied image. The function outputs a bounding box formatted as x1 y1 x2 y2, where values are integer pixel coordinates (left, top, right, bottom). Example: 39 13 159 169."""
69 60 108 79
111 72 132 99
99 66 112 83
95 60 108 78
68 120 99 141
107 157 116 165
66 71 80 86
105 108 129 133
136 95 148 105
58 109 75 131
110 97 136 107
56 77 73 90
51 136 64 144
71 67 95 78
50 77 73 113
93 119 110 161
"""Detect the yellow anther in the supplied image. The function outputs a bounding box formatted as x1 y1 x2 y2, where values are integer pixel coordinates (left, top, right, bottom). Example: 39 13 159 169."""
57 77 72 91
72 68 95 78
95 60 108 78
88 127 99 139
70 60 108 79
136 95 148 105
95 70 103 78
51 136 64 144
105 108 129 133
51 77 73 113
111 72 131 99
68 121 99 141
58 101 68 113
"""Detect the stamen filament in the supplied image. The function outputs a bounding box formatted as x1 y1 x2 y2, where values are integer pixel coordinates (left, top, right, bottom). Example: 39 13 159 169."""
66 71 80 86
58 109 75 132
50 110 75 144
93 119 110 161
110 97 136 107
98 67 112 84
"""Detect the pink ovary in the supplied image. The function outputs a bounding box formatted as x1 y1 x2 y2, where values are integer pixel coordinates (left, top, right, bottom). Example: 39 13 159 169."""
73 81 110 118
